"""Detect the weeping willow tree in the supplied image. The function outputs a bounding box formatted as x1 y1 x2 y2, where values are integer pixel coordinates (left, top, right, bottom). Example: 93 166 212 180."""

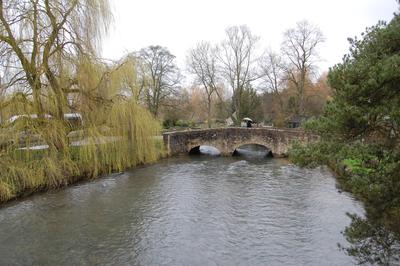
0 1 162 202
0 0 112 119
73 56 162 178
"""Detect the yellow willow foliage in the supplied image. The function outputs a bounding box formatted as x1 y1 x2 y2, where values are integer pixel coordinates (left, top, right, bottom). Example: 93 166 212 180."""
0 93 34 121
0 152 79 193
77 99 161 177
74 58 107 120
0 99 162 202
0 59 163 203
0 118 80 200
0 181 13 202
0 1 159 203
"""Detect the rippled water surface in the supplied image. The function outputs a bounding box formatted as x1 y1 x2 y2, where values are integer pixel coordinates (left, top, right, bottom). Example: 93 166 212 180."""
0 156 363 265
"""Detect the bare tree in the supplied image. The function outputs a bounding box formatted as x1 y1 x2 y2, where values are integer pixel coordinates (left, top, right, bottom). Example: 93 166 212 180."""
187 41 219 128
281 20 324 116
259 49 285 110
0 0 112 119
137 46 181 117
217 25 260 123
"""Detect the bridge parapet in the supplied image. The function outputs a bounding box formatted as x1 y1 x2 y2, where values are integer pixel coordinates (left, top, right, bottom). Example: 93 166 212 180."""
162 127 315 157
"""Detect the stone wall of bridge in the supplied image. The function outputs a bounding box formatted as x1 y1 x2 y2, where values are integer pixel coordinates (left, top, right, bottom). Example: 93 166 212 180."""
162 127 315 157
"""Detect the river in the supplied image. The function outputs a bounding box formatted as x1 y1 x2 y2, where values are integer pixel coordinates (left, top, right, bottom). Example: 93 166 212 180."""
0 154 363 265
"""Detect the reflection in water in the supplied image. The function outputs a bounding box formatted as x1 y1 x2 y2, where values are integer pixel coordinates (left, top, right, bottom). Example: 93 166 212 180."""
0 156 364 265
234 144 272 158
199 145 221 156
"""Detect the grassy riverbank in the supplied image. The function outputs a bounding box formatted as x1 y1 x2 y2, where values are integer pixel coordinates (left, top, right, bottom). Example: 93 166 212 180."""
0 144 165 205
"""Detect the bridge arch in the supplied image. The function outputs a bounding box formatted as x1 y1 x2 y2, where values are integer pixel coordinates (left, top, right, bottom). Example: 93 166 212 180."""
189 145 221 156
187 141 225 154
232 143 273 157
189 145 201 155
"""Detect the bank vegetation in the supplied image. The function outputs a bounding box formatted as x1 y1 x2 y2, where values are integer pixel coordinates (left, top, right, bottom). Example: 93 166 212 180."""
0 0 162 203
290 10 400 264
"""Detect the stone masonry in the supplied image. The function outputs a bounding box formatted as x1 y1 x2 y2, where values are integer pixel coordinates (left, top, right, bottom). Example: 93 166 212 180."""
162 127 315 157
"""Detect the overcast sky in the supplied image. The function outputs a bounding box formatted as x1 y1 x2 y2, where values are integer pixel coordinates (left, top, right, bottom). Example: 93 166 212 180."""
102 0 398 74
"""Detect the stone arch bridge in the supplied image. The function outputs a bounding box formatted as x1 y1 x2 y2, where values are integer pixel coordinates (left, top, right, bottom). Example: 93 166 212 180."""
163 127 316 157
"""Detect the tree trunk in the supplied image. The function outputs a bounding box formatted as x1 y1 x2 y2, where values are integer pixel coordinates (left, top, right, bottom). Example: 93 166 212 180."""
207 94 212 128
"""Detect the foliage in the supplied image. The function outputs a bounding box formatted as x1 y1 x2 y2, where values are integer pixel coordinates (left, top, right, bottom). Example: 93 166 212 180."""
261 73 331 128
0 0 112 120
77 99 161 177
180 21 329 127
187 42 219 128
326 15 400 143
217 25 260 124
0 91 162 203
0 1 163 203
162 118 196 129
289 141 337 167
281 20 325 116
290 11 400 263
136 46 182 117
342 158 373 176
340 214 400 265
238 86 263 122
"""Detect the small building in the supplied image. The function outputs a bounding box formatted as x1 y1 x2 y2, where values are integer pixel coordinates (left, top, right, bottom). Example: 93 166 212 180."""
286 115 307 128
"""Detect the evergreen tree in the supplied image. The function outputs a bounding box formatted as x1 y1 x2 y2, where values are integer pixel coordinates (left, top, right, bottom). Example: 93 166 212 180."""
291 11 400 264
